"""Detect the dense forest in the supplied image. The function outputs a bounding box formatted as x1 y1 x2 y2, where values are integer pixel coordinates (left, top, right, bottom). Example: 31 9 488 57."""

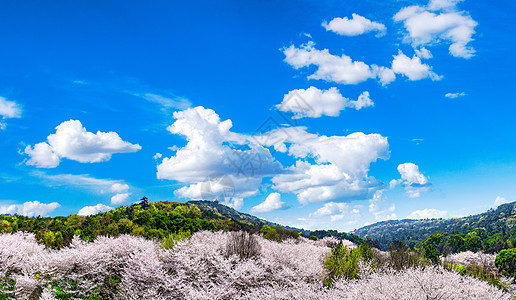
352 202 516 253
0 198 356 248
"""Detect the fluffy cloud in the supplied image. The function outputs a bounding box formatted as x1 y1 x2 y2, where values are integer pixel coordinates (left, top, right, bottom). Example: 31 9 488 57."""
157 106 282 207
25 120 141 168
251 193 285 213
445 92 466 98
282 43 443 86
282 42 376 85
415 47 433 59
268 129 389 203
494 196 512 207
267 129 389 177
173 174 258 210
24 142 60 168
311 202 361 222
111 193 130 205
394 0 477 58
407 208 447 219
276 87 373 118
398 163 429 185
159 106 389 206
371 65 396 86
428 0 464 11
391 51 442 81
110 183 129 193
0 201 60 217
109 182 131 205
397 163 431 198
78 204 113 216
0 96 22 130
322 14 386 37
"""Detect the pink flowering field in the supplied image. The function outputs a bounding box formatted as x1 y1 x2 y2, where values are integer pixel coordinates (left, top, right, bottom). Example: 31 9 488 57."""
0 231 513 299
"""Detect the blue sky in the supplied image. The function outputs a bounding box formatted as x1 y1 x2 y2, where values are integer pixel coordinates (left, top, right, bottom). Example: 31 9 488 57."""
1 0 515 231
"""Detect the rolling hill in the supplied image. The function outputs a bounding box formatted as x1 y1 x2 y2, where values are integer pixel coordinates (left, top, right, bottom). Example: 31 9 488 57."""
352 201 516 251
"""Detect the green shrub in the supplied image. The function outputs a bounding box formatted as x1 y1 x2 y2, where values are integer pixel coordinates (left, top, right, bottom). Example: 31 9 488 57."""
323 242 375 287
495 248 516 277
162 230 191 249
387 241 424 270
422 242 440 265
261 225 280 242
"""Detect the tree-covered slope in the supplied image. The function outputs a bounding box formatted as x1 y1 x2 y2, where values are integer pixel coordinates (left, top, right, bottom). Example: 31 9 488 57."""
352 201 516 251
0 198 346 248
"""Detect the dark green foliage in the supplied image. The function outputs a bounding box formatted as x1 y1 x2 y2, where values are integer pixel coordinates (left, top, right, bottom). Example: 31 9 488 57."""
0 200 308 249
261 225 280 242
0 274 15 300
421 242 440 265
353 202 516 253
260 225 299 242
495 248 516 277
443 262 504 291
446 234 465 253
323 242 375 287
387 241 425 270
162 230 191 249
323 242 358 287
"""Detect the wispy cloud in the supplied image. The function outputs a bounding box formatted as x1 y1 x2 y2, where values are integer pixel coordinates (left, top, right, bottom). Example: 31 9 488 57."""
133 92 192 111
30 171 125 193
445 92 467 99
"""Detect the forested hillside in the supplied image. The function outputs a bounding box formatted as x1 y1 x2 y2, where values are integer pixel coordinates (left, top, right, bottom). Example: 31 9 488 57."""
0 198 358 248
352 202 516 252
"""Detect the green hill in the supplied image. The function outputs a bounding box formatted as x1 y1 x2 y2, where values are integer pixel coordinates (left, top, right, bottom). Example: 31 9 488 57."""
0 199 316 248
352 201 516 252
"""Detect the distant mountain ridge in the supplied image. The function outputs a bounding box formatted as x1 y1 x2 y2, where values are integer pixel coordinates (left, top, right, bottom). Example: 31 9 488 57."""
188 200 311 235
352 201 516 250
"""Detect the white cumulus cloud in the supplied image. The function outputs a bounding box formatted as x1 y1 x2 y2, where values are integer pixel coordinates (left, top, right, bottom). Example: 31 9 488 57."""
24 120 141 168
282 42 376 85
111 193 130 205
322 14 386 37
394 0 477 58
78 203 113 216
251 192 285 213
157 106 282 208
0 201 60 217
268 129 389 204
407 208 447 219
0 96 22 130
276 87 373 118
110 183 129 193
415 47 433 59
311 202 361 222
158 106 389 207
391 51 442 81
397 163 431 198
